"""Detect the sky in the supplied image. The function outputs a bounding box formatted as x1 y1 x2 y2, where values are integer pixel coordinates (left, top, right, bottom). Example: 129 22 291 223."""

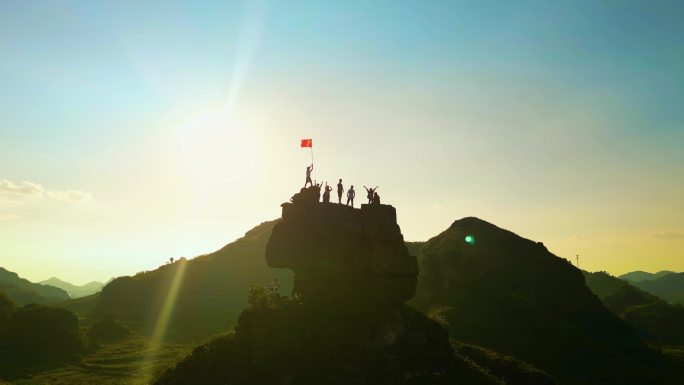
1 0 683 285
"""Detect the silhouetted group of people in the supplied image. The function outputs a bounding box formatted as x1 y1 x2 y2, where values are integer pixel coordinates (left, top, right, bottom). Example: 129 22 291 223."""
303 164 380 208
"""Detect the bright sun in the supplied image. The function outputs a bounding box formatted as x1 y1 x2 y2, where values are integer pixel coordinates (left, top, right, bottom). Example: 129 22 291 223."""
176 108 256 184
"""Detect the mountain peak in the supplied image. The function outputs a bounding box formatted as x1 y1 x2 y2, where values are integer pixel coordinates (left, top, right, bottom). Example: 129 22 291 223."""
266 197 417 306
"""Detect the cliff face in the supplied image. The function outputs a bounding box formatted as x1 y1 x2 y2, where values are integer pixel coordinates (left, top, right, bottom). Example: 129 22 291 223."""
266 201 417 306
154 189 481 385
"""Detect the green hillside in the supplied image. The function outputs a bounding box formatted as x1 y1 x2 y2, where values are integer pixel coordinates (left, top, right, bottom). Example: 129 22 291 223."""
94 220 293 335
410 217 673 385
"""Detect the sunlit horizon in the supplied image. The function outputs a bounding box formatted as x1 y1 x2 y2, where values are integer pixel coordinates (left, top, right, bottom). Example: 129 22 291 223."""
1 1 683 285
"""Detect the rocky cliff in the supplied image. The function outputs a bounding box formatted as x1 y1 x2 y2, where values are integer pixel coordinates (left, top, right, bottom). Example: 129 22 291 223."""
154 188 493 385
266 200 417 306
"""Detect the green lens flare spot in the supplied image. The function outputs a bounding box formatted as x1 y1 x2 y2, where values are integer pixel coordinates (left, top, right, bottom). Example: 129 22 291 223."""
465 235 475 245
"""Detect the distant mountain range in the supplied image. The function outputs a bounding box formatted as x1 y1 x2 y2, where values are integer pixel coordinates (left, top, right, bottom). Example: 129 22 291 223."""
619 270 676 282
614 270 684 305
38 277 103 299
0 267 69 305
628 273 684 305
584 270 684 345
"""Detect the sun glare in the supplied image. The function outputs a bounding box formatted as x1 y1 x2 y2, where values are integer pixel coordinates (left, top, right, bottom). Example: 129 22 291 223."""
138 259 188 383
176 109 256 184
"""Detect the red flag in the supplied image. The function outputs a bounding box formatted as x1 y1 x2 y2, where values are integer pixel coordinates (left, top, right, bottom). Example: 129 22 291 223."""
300 139 312 148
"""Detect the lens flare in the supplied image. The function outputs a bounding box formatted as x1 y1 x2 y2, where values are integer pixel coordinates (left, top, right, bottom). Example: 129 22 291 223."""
137 259 188 383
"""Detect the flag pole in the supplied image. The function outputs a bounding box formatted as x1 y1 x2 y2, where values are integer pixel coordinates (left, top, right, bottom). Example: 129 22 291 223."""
311 146 314 165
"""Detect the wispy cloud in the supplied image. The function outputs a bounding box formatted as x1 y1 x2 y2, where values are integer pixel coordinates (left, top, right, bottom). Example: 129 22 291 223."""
0 180 43 196
0 214 21 221
652 231 684 240
45 190 93 203
0 179 93 203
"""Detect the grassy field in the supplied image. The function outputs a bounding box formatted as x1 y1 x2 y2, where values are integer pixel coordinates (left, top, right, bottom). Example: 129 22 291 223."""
8 336 190 385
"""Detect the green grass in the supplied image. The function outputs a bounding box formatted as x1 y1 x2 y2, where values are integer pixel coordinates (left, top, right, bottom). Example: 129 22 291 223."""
9 336 190 385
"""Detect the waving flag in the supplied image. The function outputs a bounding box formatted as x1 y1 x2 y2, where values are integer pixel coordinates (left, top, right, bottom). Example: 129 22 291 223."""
301 139 312 148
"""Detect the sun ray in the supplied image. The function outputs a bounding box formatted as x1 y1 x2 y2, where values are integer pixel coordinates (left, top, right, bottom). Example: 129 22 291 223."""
137 259 188 383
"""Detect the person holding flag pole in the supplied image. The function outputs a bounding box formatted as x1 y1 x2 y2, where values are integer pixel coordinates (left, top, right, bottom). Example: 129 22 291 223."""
301 139 314 187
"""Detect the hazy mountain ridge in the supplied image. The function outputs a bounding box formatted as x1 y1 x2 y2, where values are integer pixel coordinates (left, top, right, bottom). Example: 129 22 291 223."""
583 270 684 345
38 277 104 299
619 271 676 283
0 267 69 305
628 273 684 305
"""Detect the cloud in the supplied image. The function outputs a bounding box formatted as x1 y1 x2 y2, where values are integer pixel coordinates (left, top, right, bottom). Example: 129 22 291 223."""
652 231 684 240
0 214 21 221
0 179 44 196
0 179 93 203
45 190 93 203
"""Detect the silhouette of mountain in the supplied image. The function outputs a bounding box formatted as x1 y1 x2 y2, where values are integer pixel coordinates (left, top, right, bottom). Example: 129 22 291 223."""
38 277 103 299
629 273 684 305
154 192 530 385
410 217 674 385
0 267 69 305
47 205 683 383
94 220 293 334
620 271 676 283
584 271 684 345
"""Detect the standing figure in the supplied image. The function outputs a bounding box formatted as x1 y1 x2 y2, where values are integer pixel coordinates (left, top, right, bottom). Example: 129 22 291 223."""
347 185 356 207
270 278 280 298
304 164 314 187
364 186 378 204
337 179 344 204
315 181 322 201
323 183 332 203
373 191 380 205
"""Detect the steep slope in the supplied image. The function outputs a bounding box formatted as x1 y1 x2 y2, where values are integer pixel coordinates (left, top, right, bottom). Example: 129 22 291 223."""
620 271 675 283
630 273 684 304
95 220 293 334
410 217 671 385
0 267 69 305
38 277 103 298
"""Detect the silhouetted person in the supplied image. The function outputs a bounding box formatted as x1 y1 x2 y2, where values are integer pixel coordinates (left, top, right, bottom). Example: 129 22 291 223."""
347 185 356 207
323 183 332 203
271 278 280 297
315 181 322 201
364 186 378 204
304 164 314 187
337 179 344 204
373 191 380 205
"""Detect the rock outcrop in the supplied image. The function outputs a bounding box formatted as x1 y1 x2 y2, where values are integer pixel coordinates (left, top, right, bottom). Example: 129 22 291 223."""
154 189 477 385
266 199 418 306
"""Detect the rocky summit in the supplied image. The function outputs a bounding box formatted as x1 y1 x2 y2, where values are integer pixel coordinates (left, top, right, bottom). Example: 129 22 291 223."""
266 195 418 306
154 188 474 385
